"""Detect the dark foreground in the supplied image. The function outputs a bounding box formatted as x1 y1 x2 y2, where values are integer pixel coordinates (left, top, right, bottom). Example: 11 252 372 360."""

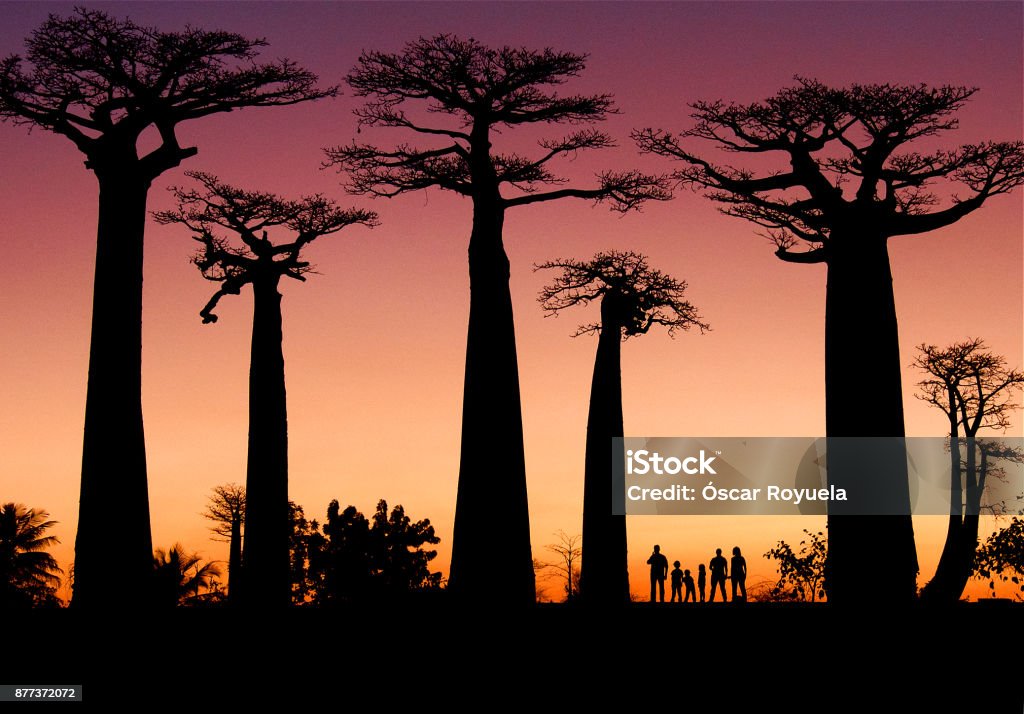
6 602 1023 709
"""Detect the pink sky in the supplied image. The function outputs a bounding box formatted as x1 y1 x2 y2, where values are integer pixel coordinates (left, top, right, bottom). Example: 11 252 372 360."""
0 2 1020 601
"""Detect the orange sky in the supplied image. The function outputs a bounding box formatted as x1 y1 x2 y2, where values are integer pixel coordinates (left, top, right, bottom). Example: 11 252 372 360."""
0 2 1021 602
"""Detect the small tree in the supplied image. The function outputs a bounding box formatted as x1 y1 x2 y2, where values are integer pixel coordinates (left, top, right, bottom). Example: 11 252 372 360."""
539 531 582 603
0 8 336 608
914 340 1024 603
325 35 670 605
636 79 1024 604
202 483 246 602
537 251 706 605
155 173 376 607
308 499 441 604
764 529 828 603
0 503 63 608
975 518 1024 600
287 501 322 605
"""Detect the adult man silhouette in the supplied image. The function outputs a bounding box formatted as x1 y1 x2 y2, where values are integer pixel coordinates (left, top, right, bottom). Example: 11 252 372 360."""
709 548 728 602
647 545 669 602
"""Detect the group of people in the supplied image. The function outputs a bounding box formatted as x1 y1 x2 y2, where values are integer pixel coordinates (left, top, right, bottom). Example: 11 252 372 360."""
646 545 747 603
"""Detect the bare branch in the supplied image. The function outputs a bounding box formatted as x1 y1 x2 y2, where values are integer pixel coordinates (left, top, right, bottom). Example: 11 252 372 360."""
505 170 672 211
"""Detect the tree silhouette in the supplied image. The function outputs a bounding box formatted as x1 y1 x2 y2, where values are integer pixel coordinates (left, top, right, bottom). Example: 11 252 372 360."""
203 483 246 603
537 530 582 602
914 339 1024 603
152 544 221 607
764 529 828 603
307 499 442 604
324 35 671 605
537 251 707 605
287 501 323 605
0 8 336 608
975 517 1024 600
635 79 1024 603
155 173 376 607
0 503 63 608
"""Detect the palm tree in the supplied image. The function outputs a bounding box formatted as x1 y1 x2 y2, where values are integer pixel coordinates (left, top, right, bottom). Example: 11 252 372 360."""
0 503 63 608
152 544 221 607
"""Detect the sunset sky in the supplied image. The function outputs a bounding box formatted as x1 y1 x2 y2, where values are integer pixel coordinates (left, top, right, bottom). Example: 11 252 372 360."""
0 1 1020 602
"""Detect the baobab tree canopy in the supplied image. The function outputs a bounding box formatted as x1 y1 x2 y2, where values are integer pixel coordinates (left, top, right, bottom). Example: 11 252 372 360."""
0 7 335 178
537 251 708 338
326 34 670 209
155 171 378 322
634 78 1024 261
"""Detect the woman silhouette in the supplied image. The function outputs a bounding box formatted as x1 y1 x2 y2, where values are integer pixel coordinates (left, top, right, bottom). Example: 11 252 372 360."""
731 546 747 602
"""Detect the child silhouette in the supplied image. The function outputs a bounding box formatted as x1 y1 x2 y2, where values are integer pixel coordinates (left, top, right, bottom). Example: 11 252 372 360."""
683 569 696 602
670 560 684 602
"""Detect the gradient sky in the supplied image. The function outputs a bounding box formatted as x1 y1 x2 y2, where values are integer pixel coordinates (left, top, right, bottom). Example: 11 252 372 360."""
0 1 1021 602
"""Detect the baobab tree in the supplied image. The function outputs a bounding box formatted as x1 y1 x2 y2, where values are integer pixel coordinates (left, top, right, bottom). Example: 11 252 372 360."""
0 8 336 608
914 339 1024 603
155 172 377 607
324 35 670 604
634 79 1024 602
537 251 707 605
203 483 246 602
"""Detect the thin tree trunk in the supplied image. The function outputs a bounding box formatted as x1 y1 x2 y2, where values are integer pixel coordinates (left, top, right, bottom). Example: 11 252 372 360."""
824 234 918 604
241 276 290 607
949 438 982 599
228 515 243 602
72 167 154 609
580 298 629 605
930 440 983 601
448 189 535 605
920 415 965 603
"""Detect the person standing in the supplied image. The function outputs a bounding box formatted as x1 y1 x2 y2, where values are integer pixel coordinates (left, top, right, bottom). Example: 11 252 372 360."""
709 548 728 602
647 545 669 602
670 560 684 602
731 546 747 602
697 563 707 603
683 569 697 602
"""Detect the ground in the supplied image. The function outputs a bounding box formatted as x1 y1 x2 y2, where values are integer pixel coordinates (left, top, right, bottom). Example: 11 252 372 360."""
6 602 1022 708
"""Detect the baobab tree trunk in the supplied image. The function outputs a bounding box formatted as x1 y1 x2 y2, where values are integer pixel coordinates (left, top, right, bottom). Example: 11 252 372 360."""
241 275 291 608
228 515 243 603
579 299 630 605
824 234 918 604
73 166 154 609
920 416 965 604
940 439 983 601
448 190 535 605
